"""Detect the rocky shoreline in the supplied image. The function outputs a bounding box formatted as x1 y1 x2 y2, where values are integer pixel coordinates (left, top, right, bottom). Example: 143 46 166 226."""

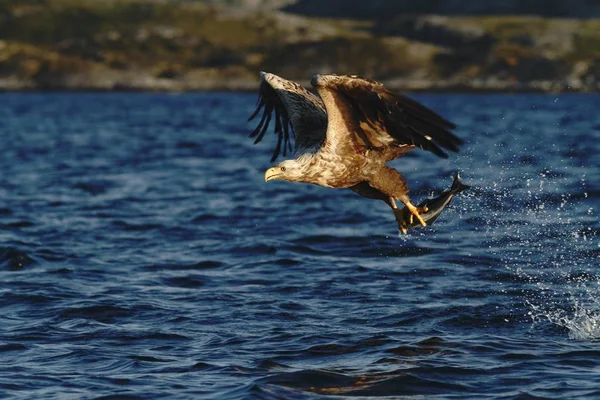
0 1 598 93
1 72 596 93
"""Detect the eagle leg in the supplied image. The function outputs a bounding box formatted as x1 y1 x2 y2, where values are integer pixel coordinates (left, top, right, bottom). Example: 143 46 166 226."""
350 183 408 232
399 224 408 235
403 201 427 227
366 166 428 229
393 204 429 234
408 206 429 225
390 199 408 233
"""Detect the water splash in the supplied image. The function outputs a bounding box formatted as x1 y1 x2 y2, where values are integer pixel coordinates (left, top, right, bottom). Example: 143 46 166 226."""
464 153 600 340
527 298 600 341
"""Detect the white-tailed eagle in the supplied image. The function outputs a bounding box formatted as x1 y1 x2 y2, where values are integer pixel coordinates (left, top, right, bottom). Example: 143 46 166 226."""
248 72 463 232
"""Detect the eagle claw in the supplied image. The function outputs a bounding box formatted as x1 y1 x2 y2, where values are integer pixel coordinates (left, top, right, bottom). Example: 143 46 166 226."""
407 205 428 227
408 206 428 225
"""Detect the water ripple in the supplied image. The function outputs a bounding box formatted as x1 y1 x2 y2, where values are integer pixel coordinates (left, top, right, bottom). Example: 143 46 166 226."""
0 93 598 399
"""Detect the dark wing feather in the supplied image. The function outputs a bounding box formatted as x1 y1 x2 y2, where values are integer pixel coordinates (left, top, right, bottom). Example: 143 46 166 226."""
312 74 462 158
248 72 327 162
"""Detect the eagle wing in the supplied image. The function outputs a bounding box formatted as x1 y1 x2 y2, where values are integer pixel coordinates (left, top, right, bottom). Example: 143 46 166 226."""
311 74 462 159
248 72 327 162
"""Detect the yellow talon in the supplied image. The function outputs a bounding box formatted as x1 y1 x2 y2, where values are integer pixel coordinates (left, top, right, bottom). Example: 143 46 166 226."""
407 204 427 227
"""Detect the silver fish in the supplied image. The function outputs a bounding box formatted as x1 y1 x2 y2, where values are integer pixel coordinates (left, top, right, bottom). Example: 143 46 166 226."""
394 172 470 234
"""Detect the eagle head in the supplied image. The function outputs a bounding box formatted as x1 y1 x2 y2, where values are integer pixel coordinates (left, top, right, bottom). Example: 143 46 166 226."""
264 160 305 183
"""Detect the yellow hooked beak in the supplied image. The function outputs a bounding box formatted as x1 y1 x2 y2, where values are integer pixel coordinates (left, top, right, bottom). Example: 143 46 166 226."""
264 167 282 182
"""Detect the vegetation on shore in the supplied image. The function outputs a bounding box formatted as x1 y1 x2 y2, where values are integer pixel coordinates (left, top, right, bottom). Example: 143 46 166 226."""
0 0 598 91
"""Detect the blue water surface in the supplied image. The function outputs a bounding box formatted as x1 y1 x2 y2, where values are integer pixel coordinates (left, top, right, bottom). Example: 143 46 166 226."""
0 92 599 399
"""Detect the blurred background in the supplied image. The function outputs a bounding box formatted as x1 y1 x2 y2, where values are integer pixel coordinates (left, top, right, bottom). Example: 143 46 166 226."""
0 0 599 92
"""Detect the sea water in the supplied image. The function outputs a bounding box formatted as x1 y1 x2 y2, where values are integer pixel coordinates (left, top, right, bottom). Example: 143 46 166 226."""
0 92 598 399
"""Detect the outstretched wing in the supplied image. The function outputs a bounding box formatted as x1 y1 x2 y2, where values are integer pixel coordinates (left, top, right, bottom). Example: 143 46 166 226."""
248 72 327 162
311 74 462 158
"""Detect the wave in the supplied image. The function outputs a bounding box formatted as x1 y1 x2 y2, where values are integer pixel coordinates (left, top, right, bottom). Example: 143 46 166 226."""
0 246 37 270
253 368 470 397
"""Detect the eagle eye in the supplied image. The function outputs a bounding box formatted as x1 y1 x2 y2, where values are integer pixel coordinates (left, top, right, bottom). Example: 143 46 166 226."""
280 166 286 172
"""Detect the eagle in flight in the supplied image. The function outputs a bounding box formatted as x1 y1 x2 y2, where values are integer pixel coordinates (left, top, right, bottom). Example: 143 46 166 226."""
248 72 463 232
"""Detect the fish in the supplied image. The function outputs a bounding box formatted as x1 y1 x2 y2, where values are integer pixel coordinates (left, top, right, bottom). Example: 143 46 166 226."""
394 172 470 234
